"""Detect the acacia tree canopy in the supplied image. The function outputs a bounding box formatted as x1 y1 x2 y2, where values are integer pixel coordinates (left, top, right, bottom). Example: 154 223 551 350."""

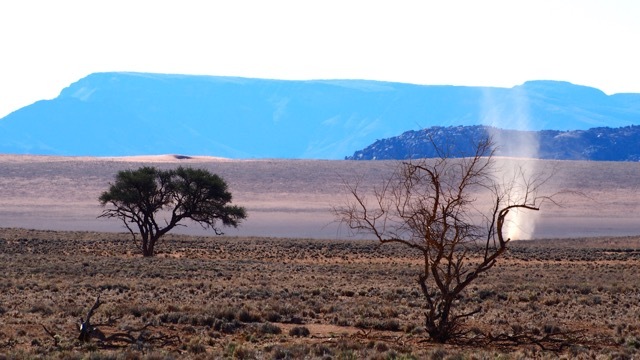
99 166 247 256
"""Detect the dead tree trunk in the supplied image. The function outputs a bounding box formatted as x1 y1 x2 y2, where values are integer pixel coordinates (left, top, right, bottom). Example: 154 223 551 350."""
78 294 105 342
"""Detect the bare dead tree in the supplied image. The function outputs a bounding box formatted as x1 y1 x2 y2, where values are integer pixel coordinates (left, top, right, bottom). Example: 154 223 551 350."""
334 137 556 343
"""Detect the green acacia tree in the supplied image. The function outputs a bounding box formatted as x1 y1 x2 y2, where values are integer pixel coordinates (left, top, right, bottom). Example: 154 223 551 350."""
99 166 247 256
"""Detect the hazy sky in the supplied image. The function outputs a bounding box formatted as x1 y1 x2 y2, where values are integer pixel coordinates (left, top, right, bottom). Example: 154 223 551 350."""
1 0 639 118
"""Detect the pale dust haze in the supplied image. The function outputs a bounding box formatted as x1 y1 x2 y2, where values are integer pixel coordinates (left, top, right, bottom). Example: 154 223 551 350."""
0 155 638 240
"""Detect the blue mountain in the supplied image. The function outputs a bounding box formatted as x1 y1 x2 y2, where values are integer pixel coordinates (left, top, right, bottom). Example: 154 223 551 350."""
0 72 639 159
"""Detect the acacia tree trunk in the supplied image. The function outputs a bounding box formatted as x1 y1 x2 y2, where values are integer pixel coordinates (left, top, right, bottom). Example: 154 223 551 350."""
142 236 157 257
139 225 159 257
140 219 174 256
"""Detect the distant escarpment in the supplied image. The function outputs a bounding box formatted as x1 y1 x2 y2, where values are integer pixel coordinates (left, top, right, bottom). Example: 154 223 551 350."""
347 125 640 161
1 72 640 159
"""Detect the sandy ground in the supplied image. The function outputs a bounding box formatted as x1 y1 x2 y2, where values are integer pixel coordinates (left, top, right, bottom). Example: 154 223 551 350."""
0 154 638 239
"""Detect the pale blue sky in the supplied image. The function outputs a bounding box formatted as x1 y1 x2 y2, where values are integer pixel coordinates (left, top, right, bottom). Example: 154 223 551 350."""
1 0 639 118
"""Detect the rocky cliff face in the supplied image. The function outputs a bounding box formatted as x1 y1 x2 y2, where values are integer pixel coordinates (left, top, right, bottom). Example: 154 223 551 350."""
347 125 640 161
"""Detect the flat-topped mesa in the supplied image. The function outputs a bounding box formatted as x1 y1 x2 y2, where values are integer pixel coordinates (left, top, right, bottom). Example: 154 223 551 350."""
1 72 639 159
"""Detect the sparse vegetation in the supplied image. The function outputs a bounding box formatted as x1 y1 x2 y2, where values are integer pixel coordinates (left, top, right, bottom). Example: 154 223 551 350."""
0 228 638 358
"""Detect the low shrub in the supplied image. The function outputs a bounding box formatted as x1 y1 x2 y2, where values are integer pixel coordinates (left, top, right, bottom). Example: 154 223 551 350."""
238 308 261 323
259 322 282 335
289 326 310 337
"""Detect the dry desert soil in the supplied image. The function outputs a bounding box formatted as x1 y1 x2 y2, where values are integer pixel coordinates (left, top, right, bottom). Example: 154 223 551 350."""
0 154 639 359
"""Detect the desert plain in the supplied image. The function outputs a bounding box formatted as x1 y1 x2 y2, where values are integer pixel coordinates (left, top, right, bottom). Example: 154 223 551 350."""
0 154 639 359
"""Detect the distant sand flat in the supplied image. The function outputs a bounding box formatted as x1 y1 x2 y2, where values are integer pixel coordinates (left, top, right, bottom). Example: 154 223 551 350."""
0 154 638 239
0 154 231 163
100 154 234 162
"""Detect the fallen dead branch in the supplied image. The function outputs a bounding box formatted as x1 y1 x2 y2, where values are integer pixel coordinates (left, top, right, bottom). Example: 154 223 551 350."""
96 323 181 349
352 327 409 347
42 325 61 348
451 328 591 352
0 338 17 349
75 294 180 349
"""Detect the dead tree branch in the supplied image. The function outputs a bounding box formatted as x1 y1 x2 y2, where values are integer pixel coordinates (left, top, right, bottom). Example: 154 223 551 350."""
78 294 105 342
42 325 61 348
480 329 589 352
76 295 180 349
